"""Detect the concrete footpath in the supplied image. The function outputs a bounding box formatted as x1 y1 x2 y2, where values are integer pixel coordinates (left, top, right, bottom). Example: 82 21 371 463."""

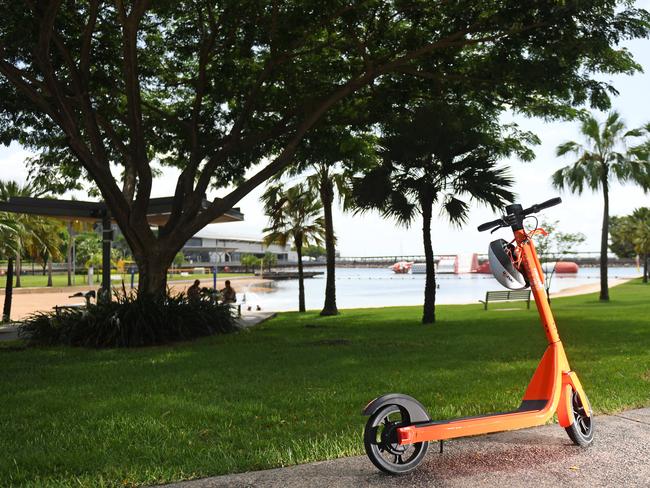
166 408 650 488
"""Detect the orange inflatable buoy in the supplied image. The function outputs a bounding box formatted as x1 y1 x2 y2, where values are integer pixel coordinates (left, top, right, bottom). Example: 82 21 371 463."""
555 261 579 274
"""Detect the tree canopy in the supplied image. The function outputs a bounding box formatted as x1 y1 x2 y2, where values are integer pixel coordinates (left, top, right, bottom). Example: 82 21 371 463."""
1 0 648 295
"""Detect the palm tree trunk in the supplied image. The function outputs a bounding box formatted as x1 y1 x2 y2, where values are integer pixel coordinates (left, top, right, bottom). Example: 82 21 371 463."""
643 252 648 284
67 224 73 286
421 197 436 324
600 177 609 301
15 250 21 288
47 258 53 287
2 257 14 323
320 177 338 316
296 239 306 312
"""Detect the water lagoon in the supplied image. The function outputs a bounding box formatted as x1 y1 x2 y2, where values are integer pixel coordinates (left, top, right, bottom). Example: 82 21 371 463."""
240 266 641 312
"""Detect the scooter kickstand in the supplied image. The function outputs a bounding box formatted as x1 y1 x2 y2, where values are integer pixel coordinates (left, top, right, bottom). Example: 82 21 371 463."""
439 440 444 453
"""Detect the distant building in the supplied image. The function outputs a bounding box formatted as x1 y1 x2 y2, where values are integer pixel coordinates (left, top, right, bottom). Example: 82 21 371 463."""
181 229 297 265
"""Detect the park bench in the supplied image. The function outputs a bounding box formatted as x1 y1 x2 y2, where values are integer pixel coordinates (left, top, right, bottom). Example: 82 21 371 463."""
54 290 96 317
479 290 531 310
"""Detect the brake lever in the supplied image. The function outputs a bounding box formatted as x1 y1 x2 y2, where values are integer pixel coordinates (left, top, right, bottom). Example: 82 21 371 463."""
490 225 503 234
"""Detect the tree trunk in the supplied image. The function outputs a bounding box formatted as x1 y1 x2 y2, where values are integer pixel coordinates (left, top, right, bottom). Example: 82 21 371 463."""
67 223 73 286
643 253 648 284
2 257 14 323
600 177 609 301
320 176 338 316
296 239 306 312
421 198 436 324
15 250 21 288
47 259 53 287
135 255 171 298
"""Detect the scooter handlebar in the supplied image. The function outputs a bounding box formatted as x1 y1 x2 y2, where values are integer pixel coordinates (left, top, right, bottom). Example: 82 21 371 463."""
478 197 562 232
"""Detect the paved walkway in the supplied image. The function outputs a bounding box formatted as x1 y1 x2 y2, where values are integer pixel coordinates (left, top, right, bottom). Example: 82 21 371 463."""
235 311 276 329
165 408 650 488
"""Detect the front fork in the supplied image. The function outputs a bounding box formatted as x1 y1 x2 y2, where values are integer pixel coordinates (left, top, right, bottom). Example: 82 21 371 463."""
558 371 591 427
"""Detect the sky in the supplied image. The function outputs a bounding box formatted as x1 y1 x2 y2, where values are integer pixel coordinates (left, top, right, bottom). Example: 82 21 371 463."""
1 7 650 257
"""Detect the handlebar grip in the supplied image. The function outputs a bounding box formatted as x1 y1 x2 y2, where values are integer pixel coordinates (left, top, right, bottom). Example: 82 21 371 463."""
536 197 562 211
477 218 503 232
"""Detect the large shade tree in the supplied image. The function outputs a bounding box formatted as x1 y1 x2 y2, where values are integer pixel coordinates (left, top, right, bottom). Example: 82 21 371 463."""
353 102 535 324
552 111 650 301
0 1 648 298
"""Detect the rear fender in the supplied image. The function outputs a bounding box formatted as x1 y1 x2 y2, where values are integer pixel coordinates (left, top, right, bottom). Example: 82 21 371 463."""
362 393 430 423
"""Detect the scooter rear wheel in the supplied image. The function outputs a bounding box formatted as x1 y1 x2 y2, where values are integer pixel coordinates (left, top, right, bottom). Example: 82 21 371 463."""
565 389 594 446
364 404 428 474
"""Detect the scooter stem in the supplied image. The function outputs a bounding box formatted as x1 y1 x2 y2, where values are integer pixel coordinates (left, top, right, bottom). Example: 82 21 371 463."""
514 229 560 344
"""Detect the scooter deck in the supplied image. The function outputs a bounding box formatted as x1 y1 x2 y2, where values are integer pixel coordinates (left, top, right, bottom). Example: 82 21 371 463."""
397 399 551 444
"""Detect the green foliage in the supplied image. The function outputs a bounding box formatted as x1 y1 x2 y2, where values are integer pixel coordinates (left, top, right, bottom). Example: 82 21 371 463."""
353 102 524 226
610 215 637 259
0 180 63 261
533 219 586 261
303 245 326 259
0 213 20 258
610 208 650 258
19 289 239 348
240 254 261 272
262 251 277 270
74 232 102 267
173 251 186 267
553 111 650 194
262 182 326 251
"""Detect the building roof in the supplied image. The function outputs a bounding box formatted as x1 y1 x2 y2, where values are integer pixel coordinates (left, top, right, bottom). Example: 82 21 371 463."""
0 196 244 225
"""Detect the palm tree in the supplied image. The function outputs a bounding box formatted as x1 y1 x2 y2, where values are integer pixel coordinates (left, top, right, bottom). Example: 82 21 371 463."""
0 180 57 288
279 129 376 316
553 111 650 301
0 215 21 323
262 182 326 312
24 218 65 287
353 103 532 324
0 180 64 320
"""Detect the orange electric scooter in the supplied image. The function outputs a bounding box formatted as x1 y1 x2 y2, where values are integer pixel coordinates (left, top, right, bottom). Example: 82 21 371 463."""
362 197 594 474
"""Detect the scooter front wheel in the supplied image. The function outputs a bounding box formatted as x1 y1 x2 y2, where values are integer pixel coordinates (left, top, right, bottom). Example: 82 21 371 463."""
363 404 428 474
565 389 594 447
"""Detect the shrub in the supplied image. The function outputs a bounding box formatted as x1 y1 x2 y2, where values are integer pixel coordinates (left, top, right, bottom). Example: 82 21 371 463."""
19 289 240 348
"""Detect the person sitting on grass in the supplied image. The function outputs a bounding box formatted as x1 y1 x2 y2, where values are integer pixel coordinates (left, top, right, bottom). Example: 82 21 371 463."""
221 280 237 303
187 279 201 302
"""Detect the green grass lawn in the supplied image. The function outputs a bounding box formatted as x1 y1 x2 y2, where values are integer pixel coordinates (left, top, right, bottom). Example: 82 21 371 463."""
1 280 649 487
0 272 251 289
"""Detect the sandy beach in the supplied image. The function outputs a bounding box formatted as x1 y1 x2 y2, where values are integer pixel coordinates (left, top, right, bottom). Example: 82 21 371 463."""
552 277 636 298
